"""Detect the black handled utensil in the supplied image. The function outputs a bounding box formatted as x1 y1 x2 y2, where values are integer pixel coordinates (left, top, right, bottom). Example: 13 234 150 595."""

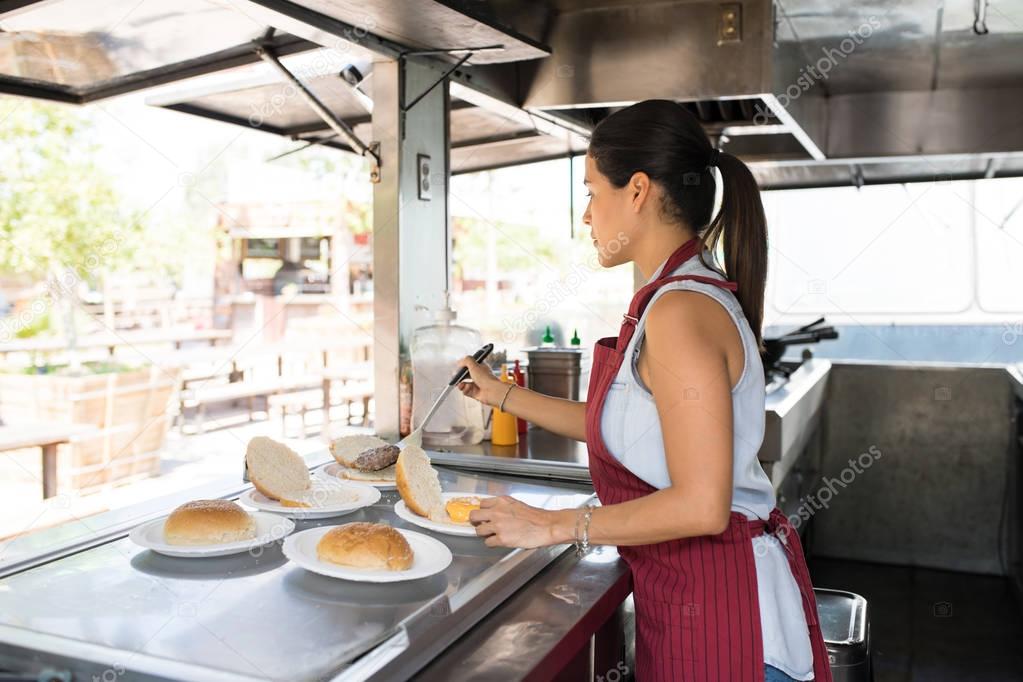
448 343 494 385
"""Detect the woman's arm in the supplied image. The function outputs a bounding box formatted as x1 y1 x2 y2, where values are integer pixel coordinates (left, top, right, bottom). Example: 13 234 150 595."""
472 291 739 547
455 357 588 441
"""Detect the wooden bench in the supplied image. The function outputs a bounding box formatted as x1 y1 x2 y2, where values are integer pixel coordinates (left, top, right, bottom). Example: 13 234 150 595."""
178 377 321 433
0 423 97 498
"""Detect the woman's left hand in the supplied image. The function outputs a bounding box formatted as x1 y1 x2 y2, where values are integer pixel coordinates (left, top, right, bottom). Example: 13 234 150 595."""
470 496 565 548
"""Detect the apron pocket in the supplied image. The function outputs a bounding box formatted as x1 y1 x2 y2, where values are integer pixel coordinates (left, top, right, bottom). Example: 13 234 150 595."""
634 596 702 663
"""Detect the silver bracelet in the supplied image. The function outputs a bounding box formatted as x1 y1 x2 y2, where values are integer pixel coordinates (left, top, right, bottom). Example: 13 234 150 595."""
498 383 515 412
575 503 596 554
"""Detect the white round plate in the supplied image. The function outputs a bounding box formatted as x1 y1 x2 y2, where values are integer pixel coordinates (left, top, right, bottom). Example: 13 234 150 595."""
238 480 380 519
317 462 397 489
129 512 294 558
282 526 452 582
394 492 494 537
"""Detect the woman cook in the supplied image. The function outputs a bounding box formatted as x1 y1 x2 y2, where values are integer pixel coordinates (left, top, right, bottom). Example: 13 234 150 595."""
456 100 832 682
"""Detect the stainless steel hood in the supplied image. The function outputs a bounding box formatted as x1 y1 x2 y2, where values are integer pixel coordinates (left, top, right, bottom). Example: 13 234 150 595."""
491 0 1023 188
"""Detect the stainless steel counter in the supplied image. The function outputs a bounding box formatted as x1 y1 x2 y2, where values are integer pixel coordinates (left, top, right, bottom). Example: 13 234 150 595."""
761 359 831 486
0 469 604 682
432 428 590 482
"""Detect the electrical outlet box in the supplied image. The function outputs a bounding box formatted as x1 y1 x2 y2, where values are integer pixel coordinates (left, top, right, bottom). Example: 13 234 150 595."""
417 154 432 201
718 3 742 43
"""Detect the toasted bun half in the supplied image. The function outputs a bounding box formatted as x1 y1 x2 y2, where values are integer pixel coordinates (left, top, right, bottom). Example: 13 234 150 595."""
164 500 256 546
245 436 310 505
316 522 413 571
396 445 444 521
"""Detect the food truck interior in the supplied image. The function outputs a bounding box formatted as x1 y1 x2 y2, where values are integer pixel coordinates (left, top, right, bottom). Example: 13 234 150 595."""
0 1 1021 681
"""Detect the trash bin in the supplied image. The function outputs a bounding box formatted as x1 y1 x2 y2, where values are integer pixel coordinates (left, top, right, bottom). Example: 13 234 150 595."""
815 588 871 682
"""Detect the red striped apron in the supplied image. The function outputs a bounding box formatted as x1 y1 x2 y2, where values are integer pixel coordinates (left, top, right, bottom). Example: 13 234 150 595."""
584 239 833 682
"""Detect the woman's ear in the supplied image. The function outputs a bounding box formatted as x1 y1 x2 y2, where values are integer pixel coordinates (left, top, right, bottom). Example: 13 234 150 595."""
628 171 652 214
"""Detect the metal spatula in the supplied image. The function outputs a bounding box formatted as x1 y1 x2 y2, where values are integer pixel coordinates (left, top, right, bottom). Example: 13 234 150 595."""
396 343 494 449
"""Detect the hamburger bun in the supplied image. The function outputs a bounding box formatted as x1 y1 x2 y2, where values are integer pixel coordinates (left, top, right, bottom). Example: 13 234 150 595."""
316 522 413 571
164 500 256 546
396 445 444 521
245 436 310 505
445 496 482 525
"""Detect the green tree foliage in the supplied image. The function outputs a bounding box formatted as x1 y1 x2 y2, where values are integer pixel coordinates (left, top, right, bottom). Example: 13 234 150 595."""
451 216 559 283
0 97 146 284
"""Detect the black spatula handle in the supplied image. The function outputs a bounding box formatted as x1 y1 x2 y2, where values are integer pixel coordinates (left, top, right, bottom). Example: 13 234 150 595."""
449 343 494 385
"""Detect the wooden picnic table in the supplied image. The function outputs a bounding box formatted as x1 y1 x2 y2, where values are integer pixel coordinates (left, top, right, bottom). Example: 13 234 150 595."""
178 373 335 433
0 423 97 498
0 328 232 358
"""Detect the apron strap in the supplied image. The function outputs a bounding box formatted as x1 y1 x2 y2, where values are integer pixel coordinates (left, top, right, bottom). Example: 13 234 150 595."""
617 273 738 352
630 271 738 318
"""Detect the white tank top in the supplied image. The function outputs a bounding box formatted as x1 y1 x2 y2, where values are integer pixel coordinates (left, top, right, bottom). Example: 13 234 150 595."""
600 252 815 680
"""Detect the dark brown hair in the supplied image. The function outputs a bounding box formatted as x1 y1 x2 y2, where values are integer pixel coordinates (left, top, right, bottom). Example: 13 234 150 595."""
588 99 768 344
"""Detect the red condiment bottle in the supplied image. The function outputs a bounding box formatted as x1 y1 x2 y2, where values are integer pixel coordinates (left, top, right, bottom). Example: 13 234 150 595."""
513 359 527 433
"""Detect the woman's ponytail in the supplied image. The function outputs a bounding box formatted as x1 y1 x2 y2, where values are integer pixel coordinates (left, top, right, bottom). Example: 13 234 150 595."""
700 151 768 347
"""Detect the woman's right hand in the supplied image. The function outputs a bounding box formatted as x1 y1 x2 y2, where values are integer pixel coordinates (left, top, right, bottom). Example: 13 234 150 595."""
454 356 506 407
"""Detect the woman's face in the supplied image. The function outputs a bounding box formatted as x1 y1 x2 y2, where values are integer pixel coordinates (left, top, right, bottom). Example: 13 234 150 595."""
582 154 637 268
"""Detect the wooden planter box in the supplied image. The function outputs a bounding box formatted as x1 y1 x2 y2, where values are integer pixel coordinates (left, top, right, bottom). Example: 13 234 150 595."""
0 367 181 494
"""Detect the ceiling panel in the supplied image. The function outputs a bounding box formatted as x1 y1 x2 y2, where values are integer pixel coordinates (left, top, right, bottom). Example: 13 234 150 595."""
271 0 550 63
449 105 535 146
146 52 585 174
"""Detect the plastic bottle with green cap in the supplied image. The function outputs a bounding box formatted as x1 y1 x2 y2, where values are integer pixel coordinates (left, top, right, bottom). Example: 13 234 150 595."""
570 329 581 346
541 325 555 347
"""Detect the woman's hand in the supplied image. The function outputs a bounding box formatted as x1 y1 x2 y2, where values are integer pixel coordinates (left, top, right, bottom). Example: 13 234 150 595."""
454 356 507 407
469 496 572 548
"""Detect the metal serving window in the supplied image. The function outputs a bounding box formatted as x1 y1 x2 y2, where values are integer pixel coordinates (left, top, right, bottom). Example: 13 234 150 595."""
0 0 314 102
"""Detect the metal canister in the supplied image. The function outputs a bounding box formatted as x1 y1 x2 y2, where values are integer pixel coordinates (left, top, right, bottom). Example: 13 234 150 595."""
525 348 587 401
816 588 871 682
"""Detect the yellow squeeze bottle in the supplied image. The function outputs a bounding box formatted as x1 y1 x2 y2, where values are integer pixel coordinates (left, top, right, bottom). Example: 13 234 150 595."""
491 365 519 446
